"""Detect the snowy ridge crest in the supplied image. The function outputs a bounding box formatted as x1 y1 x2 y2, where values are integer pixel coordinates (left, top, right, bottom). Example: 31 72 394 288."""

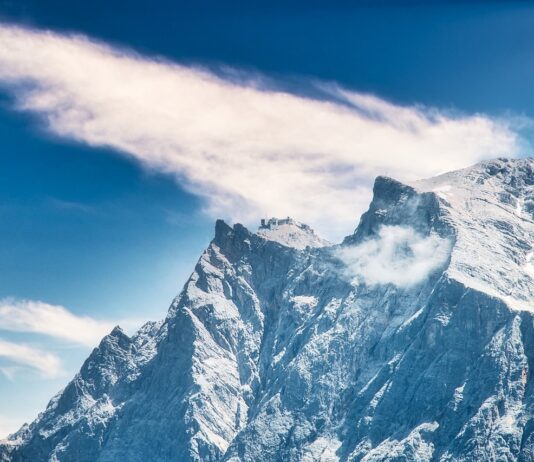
257 216 330 249
415 157 534 310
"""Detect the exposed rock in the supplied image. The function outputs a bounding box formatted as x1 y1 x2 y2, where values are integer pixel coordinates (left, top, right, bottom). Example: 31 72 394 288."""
4 158 534 461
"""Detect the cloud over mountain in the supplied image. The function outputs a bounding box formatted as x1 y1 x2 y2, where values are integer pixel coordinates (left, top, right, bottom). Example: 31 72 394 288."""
336 225 452 287
0 24 526 239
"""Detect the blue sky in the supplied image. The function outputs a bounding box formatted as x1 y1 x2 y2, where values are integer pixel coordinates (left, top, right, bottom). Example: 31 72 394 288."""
0 0 534 437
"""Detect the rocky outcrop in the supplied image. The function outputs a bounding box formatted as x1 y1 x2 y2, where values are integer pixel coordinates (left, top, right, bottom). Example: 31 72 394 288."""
4 158 534 461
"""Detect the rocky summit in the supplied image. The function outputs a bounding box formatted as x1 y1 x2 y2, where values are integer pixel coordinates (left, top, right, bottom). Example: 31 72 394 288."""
4 158 534 461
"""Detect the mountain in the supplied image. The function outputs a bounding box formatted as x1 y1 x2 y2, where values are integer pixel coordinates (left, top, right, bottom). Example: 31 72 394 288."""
257 217 330 249
3 157 534 461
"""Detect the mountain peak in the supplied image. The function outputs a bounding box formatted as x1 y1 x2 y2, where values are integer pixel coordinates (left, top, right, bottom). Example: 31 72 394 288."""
109 325 125 336
256 217 330 249
8 158 534 461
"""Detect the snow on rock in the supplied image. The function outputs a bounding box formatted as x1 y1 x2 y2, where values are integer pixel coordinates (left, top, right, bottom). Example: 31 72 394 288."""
414 157 534 310
257 217 330 249
5 158 534 461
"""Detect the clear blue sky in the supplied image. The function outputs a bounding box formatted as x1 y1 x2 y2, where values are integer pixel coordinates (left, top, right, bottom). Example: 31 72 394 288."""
1 0 534 437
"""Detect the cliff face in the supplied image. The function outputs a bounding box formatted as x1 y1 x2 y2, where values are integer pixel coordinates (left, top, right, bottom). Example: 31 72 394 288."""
5 158 534 461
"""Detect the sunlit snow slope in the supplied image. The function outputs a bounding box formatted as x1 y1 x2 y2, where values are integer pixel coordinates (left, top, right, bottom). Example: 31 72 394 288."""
3 158 534 461
257 217 330 249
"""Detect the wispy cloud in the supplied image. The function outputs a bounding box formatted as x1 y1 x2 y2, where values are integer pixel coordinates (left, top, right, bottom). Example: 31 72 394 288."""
0 338 62 378
0 298 115 347
46 197 97 214
0 298 141 381
0 24 527 239
337 226 452 287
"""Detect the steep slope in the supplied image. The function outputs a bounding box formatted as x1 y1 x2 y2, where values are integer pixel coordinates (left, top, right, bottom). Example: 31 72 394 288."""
4 322 164 462
4 158 534 461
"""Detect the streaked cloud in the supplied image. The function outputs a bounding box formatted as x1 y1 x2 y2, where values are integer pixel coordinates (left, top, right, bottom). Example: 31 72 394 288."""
0 338 62 378
0 298 143 381
46 197 97 214
0 298 115 347
337 226 452 287
0 24 527 240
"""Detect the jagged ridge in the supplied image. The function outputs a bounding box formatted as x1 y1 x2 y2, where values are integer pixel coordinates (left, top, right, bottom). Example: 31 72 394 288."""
3 158 534 461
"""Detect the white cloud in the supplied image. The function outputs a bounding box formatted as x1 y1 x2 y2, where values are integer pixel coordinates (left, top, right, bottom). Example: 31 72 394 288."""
337 225 452 287
0 298 139 381
0 24 527 240
0 298 115 347
0 338 62 378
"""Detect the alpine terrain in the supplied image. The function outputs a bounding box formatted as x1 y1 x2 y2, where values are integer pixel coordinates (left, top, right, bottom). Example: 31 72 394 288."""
4 157 534 461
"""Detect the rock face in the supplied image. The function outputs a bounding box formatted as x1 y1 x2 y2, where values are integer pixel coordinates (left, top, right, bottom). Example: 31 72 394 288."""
4 158 534 461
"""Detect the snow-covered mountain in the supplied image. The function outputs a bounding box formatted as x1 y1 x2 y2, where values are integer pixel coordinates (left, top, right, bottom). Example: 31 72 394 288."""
4 158 534 461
